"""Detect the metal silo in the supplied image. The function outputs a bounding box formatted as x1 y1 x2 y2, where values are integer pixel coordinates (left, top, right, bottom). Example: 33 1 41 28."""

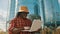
42 0 60 27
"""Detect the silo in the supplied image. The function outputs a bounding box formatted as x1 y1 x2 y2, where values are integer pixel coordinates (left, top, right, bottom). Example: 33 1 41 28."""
43 0 60 26
9 0 16 20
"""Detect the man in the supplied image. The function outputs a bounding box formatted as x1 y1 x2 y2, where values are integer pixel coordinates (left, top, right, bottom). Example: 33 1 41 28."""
8 6 34 34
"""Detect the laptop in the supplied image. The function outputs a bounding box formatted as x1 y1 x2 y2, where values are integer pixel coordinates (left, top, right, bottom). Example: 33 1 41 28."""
22 19 42 32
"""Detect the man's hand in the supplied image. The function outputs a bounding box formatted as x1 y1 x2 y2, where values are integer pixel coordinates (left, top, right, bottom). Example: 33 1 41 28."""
12 28 24 34
12 28 20 34
24 27 30 30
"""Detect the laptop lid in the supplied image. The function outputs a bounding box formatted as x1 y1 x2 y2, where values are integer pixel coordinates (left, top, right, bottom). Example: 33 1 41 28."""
30 19 42 31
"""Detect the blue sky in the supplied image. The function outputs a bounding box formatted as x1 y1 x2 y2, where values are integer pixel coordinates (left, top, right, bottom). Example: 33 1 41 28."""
0 0 8 32
0 0 8 18
58 0 60 3
0 0 8 11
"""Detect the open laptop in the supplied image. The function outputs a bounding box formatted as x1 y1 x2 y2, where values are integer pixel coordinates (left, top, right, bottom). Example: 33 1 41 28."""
22 19 42 32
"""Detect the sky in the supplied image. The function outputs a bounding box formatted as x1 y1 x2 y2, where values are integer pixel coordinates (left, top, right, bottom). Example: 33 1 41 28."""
0 0 8 32
58 0 60 3
0 0 8 19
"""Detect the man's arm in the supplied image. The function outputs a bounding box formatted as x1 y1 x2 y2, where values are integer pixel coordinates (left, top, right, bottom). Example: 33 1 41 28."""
8 20 23 34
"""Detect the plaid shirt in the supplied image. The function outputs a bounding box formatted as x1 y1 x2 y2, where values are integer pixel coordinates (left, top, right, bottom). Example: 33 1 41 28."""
8 17 34 34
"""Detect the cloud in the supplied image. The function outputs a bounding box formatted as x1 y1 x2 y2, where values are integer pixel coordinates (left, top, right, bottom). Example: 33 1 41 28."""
0 0 9 32
58 0 60 3
0 9 8 18
0 9 8 32
0 0 8 11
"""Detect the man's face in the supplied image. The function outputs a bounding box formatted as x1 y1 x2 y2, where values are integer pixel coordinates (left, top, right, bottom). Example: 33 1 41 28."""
21 12 28 18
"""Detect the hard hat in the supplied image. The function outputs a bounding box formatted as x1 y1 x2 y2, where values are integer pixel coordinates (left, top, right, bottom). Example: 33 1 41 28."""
19 6 29 12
